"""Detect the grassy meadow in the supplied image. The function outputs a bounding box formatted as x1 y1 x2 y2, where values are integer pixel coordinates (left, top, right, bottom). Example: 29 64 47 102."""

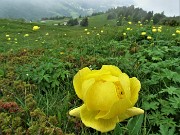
0 15 180 135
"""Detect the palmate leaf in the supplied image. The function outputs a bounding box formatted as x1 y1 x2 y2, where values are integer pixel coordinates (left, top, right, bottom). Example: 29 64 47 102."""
168 96 180 109
142 101 159 110
126 114 144 135
159 124 176 135
159 86 180 95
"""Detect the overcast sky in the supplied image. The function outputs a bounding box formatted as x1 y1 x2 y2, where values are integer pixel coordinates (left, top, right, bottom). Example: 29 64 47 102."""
134 0 180 16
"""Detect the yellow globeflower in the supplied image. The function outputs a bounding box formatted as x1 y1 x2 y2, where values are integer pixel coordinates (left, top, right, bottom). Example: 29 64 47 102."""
6 35 10 37
172 33 176 36
158 29 162 32
97 33 100 36
158 26 162 29
123 33 126 36
60 52 64 55
141 32 146 36
138 21 141 24
176 30 180 34
128 22 132 24
127 28 131 31
69 65 144 133
33 26 40 31
84 29 88 31
87 32 90 35
24 34 29 37
147 36 152 40
101 30 104 33
7 38 11 41
152 29 157 32
140 24 143 26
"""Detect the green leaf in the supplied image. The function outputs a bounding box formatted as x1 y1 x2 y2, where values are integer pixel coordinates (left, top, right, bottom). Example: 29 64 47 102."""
127 114 144 135
142 101 159 110
0 69 4 77
113 123 123 135
159 124 175 135
159 86 180 95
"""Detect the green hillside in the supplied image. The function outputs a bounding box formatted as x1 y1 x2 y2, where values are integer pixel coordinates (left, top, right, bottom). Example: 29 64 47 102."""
0 18 180 135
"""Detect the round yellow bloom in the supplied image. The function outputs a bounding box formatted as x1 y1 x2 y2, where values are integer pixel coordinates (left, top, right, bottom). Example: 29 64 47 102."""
126 28 131 31
46 33 49 36
123 33 126 36
84 29 88 31
140 24 143 26
158 26 162 29
6 35 10 37
7 38 11 41
176 30 180 34
152 29 157 32
147 36 152 40
157 28 162 32
138 21 141 24
172 33 176 36
69 65 144 132
97 33 100 36
87 32 90 35
101 30 104 33
24 34 29 37
128 22 132 24
141 32 146 36
33 26 40 31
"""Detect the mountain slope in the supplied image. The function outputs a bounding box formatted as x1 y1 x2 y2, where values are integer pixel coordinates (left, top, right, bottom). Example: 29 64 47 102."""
0 0 134 20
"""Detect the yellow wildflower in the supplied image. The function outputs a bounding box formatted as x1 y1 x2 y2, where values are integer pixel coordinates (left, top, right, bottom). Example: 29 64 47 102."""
176 30 180 34
33 26 40 31
123 33 126 36
141 32 146 36
128 22 132 24
69 65 144 132
147 36 152 40
24 34 29 37
152 29 157 32
127 28 131 31
84 29 88 31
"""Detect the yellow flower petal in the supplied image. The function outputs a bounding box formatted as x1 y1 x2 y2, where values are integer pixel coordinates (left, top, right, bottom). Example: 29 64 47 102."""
118 73 131 99
69 105 83 117
80 104 119 132
101 65 122 77
118 107 144 122
73 67 91 99
85 81 119 111
130 77 141 106
96 98 132 119
82 78 95 100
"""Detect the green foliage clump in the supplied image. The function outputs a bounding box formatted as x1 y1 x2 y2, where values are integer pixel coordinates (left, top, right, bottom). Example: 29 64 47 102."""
80 17 88 27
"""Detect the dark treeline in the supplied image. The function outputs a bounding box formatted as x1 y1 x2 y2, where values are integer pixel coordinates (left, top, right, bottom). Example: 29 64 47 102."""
41 16 70 20
106 5 180 26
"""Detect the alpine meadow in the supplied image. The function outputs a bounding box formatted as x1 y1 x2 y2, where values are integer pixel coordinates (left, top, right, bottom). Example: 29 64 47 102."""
0 3 180 135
